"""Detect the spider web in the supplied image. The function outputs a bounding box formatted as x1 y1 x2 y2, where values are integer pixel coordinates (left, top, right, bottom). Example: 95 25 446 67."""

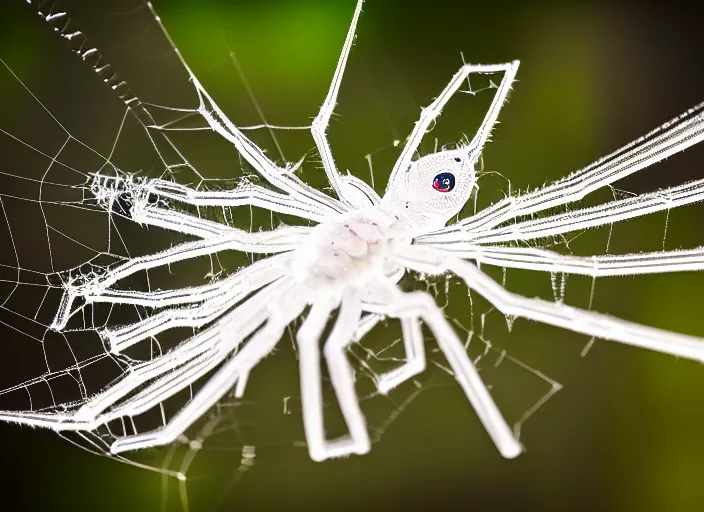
2 1 702 510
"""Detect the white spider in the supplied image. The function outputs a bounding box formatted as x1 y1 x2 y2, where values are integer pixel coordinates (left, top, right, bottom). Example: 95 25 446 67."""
4 0 704 463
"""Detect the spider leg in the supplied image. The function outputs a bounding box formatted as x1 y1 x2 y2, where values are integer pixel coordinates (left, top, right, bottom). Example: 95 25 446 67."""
90 251 291 310
106 281 301 423
320 289 371 458
312 0 379 209
295 291 379 461
419 102 704 244
93 175 244 239
340 177 381 208
296 295 336 461
456 178 704 246
349 269 424 393
0 279 280 430
146 3 348 219
102 352 222 424
53 229 302 329
109 285 307 454
80 278 280 424
24 0 342 225
395 245 704 363
128 205 236 240
373 278 522 459
443 244 704 277
107 355 242 453
387 61 519 188
352 313 383 342
73 329 227 427
102 253 292 352
105 176 333 226
230 292 308 399
0 338 206 431
103 282 268 353
374 316 426 394
0 326 217 430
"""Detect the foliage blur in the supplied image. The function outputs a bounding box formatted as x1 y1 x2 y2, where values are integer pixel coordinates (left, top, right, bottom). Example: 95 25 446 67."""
1 1 704 511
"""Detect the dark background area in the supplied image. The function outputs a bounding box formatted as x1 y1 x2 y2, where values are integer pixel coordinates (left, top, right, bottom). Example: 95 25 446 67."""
1 1 704 511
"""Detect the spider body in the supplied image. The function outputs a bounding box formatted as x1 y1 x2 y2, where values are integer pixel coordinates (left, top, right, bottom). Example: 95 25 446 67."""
295 149 475 297
4 0 704 465
292 206 408 290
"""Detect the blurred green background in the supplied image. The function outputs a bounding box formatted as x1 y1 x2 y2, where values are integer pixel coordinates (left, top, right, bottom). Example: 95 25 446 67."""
1 0 704 511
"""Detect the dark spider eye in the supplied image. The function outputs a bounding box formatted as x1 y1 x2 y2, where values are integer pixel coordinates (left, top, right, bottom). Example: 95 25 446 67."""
432 172 455 193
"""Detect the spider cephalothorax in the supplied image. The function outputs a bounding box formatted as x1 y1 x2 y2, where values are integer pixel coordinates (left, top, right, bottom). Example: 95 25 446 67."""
382 149 477 233
2 0 704 465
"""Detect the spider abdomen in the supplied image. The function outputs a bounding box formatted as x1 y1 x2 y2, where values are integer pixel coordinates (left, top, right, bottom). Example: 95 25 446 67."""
292 207 409 290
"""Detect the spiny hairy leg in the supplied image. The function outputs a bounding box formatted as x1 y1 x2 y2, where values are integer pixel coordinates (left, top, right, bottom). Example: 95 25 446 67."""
146 2 348 219
110 282 307 454
93 174 333 226
375 277 522 459
52 229 303 330
0 279 284 431
322 289 371 458
102 253 293 353
396 244 704 364
387 61 519 188
418 101 704 244
439 244 704 278
374 316 426 394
